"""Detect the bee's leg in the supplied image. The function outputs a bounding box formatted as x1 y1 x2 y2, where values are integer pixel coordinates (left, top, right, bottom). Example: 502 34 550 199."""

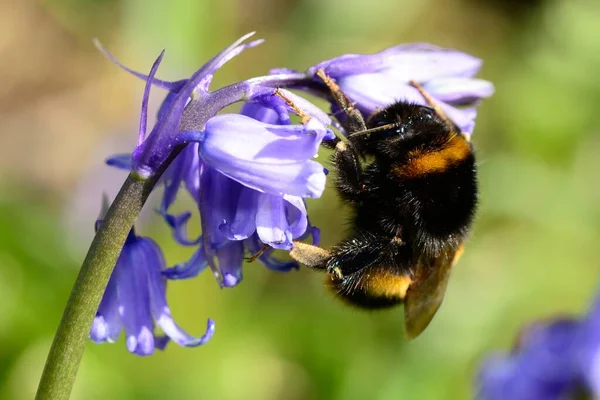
332 140 365 201
315 69 367 134
409 80 461 134
245 244 270 262
289 243 343 280
289 242 330 269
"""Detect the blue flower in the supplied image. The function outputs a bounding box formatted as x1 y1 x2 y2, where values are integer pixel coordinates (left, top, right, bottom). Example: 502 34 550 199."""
307 43 494 135
95 35 493 354
90 226 214 356
98 34 330 287
575 293 600 396
98 33 330 180
476 319 581 399
476 288 600 399
162 99 323 287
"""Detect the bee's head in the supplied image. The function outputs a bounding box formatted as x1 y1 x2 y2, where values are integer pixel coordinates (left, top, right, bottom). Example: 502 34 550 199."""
352 102 460 162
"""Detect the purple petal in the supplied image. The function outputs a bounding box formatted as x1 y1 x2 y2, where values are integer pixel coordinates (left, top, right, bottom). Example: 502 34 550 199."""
244 233 299 272
154 335 170 350
250 96 292 124
269 67 301 75
157 91 181 122
200 115 327 198
90 274 121 343
275 89 333 127
145 246 215 347
477 319 580 399
132 35 263 177
477 355 519 400
199 168 244 248
216 241 244 287
310 226 321 246
256 194 293 250
160 150 188 213
424 78 495 104
138 50 165 145
159 144 200 224
182 144 201 195
578 294 600 395
283 195 308 239
116 239 159 356
219 187 259 240
311 44 482 81
158 317 215 348
105 154 132 170
163 245 208 279
160 211 201 246
337 73 413 112
241 102 282 124
93 39 186 92
259 248 299 272
196 33 264 92
338 76 479 135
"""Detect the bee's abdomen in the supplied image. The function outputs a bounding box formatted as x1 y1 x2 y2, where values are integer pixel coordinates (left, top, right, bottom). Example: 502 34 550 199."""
328 266 413 309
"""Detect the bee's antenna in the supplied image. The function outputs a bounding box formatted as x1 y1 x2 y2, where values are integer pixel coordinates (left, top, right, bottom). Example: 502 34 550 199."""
349 122 402 138
408 80 464 140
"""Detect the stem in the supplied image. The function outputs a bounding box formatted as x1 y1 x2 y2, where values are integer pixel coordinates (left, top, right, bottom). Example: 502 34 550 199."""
35 172 159 400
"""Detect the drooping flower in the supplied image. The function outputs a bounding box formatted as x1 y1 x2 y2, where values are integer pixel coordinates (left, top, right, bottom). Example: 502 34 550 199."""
162 99 324 286
95 34 493 354
90 221 214 356
98 33 327 180
476 318 581 399
98 34 330 287
306 43 494 135
476 287 600 399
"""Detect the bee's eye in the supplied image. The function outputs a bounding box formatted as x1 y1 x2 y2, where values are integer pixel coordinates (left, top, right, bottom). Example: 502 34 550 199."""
374 118 395 128
394 126 406 136
420 106 436 119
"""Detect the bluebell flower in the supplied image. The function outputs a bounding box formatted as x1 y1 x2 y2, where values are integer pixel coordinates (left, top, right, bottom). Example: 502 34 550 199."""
97 33 328 180
96 34 492 353
162 99 324 287
574 292 600 397
306 43 495 135
476 288 600 399
476 318 581 399
97 34 330 286
90 223 214 356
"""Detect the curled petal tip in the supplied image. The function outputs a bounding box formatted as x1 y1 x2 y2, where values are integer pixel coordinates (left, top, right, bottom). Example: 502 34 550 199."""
248 39 266 48
222 273 241 287
242 31 256 40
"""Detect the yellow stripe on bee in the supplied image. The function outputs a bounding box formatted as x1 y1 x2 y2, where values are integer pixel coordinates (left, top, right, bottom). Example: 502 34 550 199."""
393 134 471 177
365 269 413 300
452 245 465 266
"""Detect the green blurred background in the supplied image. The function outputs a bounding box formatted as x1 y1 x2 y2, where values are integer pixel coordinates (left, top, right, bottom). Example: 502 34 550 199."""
2 0 600 398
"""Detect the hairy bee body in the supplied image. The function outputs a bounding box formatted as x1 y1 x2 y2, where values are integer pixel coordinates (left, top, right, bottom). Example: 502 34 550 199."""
328 102 477 310
289 74 478 338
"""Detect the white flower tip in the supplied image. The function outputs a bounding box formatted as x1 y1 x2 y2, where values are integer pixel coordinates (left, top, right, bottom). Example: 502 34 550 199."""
239 31 257 43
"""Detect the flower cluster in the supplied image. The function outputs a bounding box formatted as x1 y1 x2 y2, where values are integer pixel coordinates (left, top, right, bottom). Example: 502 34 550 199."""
92 33 493 355
90 223 215 355
476 289 600 400
306 43 494 136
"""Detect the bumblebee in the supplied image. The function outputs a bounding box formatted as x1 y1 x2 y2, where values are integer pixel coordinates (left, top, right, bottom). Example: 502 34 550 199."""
289 70 478 339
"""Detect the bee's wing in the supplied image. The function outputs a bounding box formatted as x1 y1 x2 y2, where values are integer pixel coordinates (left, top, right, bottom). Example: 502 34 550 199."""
404 245 464 339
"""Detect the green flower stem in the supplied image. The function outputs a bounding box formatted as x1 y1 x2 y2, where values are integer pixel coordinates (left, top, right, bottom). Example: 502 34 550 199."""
36 171 160 400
